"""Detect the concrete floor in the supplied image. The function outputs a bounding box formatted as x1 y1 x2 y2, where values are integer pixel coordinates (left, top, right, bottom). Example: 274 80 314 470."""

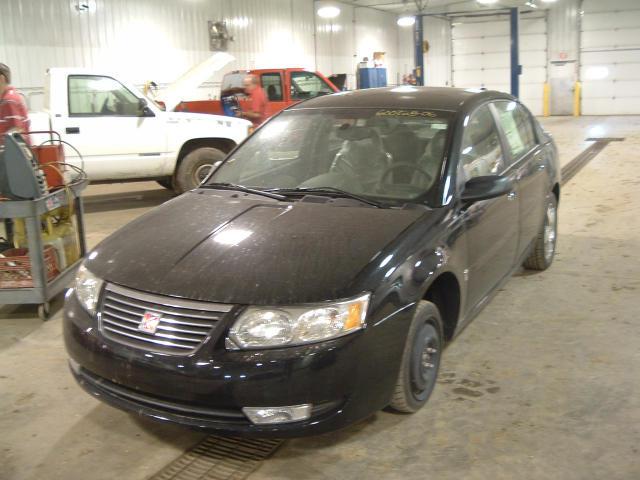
1 116 639 480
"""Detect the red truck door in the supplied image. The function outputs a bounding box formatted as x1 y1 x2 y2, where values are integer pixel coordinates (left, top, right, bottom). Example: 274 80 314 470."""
259 72 287 118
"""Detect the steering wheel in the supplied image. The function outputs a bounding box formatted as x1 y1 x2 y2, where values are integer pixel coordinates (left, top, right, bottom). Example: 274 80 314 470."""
379 162 433 188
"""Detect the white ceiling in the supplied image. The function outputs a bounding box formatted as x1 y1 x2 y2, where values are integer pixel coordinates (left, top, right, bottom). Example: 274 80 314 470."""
339 0 555 15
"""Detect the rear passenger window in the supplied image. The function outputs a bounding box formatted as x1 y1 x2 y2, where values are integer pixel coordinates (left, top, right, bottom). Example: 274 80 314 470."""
494 101 537 160
459 104 506 181
261 73 283 101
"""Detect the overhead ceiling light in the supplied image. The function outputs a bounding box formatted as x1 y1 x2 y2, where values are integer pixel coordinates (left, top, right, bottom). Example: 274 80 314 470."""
317 5 340 18
476 0 498 4
541 0 557 3
397 16 416 27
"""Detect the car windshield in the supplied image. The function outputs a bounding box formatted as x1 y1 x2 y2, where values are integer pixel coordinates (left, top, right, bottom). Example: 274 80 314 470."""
207 107 452 205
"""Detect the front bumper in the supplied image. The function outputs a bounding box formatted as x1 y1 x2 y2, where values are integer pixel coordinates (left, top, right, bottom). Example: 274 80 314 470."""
63 291 410 437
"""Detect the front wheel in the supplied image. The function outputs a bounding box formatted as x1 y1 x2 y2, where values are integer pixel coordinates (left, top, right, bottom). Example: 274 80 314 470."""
389 301 443 413
523 194 558 271
174 147 227 194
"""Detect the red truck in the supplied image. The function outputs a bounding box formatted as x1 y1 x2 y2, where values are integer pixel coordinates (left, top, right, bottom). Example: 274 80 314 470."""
174 68 340 119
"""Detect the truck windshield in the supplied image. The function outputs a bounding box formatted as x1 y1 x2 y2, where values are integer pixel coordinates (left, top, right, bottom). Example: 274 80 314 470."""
207 108 452 205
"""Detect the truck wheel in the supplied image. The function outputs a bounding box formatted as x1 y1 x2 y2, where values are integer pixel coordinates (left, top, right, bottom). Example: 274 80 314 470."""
389 301 443 413
523 194 558 271
174 147 226 194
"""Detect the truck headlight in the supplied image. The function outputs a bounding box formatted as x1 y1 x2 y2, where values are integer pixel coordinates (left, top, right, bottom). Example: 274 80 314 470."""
227 293 370 350
74 264 104 315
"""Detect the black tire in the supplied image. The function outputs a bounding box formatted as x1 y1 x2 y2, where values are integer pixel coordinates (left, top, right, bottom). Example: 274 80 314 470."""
174 147 226 194
156 177 173 190
389 300 443 413
523 194 558 271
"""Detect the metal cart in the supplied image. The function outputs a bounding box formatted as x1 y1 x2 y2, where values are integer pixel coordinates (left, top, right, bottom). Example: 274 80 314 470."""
0 179 88 319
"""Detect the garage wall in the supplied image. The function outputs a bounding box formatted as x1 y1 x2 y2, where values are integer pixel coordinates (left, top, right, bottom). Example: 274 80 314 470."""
423 16 452 87
580 0 640 115
0 0 410 109
315 3 414 90
451 13 547 116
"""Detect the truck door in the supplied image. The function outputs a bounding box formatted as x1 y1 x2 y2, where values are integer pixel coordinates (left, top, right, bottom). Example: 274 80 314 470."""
54 75 169 181
260 72 287 118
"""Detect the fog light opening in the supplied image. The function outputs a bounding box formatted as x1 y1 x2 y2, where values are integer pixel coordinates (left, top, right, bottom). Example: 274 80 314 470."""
242 404 312 425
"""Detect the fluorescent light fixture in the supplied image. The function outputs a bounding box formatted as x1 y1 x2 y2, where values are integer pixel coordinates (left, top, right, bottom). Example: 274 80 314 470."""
317 5 340 18
477 0 498 5
397 16 416 27
541 0 557 3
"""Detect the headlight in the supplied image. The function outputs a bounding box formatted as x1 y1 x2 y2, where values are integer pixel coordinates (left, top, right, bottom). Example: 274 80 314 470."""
74 264 104 315
227 293 370 350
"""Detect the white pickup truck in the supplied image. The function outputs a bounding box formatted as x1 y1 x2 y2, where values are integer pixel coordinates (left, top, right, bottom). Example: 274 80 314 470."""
29 64 251 193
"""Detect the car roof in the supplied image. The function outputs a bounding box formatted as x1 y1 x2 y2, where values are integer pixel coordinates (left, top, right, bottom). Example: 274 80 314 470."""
288 86 515 113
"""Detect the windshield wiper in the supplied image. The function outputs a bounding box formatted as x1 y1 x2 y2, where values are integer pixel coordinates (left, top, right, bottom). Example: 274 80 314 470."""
202 183 287 201
265 187 384 208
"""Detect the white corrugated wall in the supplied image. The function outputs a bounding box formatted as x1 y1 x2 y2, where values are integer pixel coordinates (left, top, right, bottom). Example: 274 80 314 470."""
423 16 452 87
0 0 413 109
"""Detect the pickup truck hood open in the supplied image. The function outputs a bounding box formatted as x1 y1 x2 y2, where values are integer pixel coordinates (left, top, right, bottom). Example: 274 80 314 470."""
160 52 235 112
85 190 424 305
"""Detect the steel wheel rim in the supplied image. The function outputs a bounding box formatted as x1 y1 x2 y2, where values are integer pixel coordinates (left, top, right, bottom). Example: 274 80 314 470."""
410 322 440 400
194 164 213 184
544 203 557 262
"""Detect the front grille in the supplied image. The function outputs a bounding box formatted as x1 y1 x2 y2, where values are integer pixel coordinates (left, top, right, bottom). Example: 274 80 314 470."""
99 283 233 355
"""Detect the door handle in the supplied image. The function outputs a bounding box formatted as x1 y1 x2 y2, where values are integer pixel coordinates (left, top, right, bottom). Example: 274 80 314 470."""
66 127 80 134
507 191 517 200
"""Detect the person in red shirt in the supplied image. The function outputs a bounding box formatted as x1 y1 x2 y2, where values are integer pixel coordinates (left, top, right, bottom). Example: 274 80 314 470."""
238 74 267 128
0 63 30 145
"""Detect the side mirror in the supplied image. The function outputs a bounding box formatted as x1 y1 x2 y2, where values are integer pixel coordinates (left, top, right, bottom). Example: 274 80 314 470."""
461 175 514 203
138 98 155 117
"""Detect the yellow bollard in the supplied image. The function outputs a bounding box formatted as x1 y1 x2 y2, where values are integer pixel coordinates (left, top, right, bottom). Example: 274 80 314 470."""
573 82 582 117
543 83 550 117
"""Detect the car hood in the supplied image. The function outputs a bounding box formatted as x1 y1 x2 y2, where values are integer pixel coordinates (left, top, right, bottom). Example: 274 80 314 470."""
85 190 425 305
160 52 235 112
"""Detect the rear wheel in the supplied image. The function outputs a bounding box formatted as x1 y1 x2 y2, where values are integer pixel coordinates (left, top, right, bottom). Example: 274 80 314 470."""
174 147 226 194
523 194 558 271
389 301 443 413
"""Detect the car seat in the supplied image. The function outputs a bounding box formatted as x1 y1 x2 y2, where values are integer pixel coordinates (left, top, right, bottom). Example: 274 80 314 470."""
330 126 391 186
267 85 279 101
384 123 422 183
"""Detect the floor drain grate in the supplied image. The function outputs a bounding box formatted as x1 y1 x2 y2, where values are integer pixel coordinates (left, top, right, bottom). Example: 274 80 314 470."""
561 137 625 185
149 435 283 480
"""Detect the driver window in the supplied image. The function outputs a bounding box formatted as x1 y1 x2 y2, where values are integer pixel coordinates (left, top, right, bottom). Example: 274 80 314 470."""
459 104 505 181
68 75 142 116
290 72 333 100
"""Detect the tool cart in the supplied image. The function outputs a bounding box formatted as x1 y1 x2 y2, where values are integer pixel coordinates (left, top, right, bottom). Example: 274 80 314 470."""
0 132 88 319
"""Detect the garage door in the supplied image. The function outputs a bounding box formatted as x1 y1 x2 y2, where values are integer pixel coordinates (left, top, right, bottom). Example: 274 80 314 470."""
452 13 547 116
580 0 640 115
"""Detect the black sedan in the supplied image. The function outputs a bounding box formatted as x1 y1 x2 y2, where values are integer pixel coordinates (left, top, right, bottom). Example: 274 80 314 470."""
64 86 560 437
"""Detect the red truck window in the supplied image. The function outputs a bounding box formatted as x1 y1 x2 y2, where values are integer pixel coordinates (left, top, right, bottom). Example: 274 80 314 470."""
290 72 334 100
261 73 283 101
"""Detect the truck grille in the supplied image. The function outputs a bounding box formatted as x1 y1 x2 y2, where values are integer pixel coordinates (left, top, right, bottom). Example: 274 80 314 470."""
98 283 233 355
